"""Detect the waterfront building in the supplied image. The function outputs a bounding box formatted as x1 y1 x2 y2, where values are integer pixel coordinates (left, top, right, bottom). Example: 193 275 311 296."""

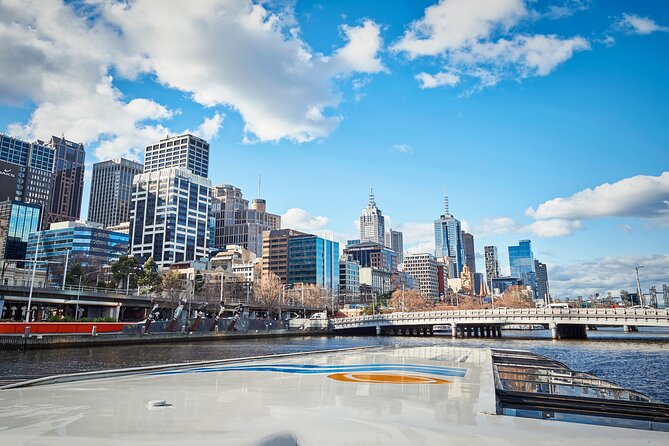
359 189 385 245
339 259 361 304
403 253 439 299
0 200 41 262
384 229 404 263
434 195 464 278
484 245 500 290
491 276 522 295
210 244 260 283
42 135 85 225
287 234 339 290
462 231 476 273
359 267 393 295
343 242 398 274
27 220 129 268
144 134 209 177
88 158 143 228
128 168 211 270
508 239 537 293
0 133 55 224
535 259 550 303
261 228 306 283
211 184 281 257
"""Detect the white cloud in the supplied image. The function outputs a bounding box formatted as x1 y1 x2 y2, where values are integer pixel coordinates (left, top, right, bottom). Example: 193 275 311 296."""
526 219 582 238
392 0 589 89
415 71 460 89
392 143 415 154
194 113 225 142
1 0 386 164
396 222 434 254
615 13 669 35
526 172 669 224
281 208 329 232
474 216 582 238
549 254 669 299
543 0 591 20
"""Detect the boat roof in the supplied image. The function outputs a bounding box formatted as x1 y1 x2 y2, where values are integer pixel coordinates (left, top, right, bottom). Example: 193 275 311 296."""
0 345 666 445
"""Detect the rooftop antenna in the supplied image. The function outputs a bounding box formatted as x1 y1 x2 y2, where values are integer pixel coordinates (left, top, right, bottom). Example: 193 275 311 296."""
443 192 450 216
369 187 375 207
258 174 261 198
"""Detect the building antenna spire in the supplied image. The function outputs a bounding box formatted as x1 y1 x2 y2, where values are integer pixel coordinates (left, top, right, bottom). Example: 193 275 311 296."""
258 174 261 198
443 193 450 216
369 187 375 207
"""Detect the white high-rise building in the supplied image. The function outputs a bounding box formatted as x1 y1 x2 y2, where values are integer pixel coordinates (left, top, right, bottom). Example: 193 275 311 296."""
403 253 439 299
129 168 211 270
88 158 143 228
360 189 385 245
384 229 404 263
144 134 209 178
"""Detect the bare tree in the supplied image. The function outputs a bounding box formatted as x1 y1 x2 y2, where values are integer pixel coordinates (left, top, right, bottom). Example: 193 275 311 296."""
255 272 283 315
160 271 186 314
495 285 533 308
388 289 432 312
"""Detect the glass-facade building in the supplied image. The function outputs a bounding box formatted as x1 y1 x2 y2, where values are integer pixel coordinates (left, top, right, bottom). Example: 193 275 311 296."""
339 259 360 303
287 234 339 290
434 215 463 278
129 167 211 270
42 136 86 225
0 200 42 262
508 240 537 295
26 221 129 267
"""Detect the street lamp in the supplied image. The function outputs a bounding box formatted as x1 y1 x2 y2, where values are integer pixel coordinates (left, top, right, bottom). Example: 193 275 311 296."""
75 269 101 320
635 266 644 306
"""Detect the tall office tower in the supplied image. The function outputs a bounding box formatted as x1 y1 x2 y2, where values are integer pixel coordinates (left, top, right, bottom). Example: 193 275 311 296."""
287 234 339 290
484 245 500 290
144 133 209 177
508 239 537 296
129 168 211 270
434 195 464 278
41 135 85 225
88 158 143 228
0 134 55 224
384 229 404 263
403 253 439 300
534 259 550 303
211 184 281 257
0 200 41 262
360 189 385 245
339 259 361 304
261 228 306 283
462 231 476 273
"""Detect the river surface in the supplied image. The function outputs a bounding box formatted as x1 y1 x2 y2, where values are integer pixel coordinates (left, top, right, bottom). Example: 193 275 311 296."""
1 327 668 404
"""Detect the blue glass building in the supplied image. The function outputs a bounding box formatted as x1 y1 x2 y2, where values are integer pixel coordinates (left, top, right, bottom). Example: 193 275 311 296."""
434 213 464 278
508 240 537 295
0 200 42 262
287 234 339 290
27 221 129 268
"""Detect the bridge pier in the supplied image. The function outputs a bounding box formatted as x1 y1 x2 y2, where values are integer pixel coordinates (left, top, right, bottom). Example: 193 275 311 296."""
550 323 587 340
623 325 638 333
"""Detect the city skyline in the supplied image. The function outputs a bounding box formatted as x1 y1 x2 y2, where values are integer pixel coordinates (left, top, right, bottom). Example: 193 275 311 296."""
0 0 668 297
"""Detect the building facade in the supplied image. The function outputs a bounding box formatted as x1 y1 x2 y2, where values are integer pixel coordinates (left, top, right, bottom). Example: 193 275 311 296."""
359 267 393 295
343 242 398 274
384 229 404 263
211 184 281 257
261 229 306 283
144 134 209 177
42 136 85 225
339 259 360 304
0 134 55 225
27 220 129 268
403 253 439 299
287 234 339 290
508 239 537 293
491 276 522 295
434 196 464 278
534 259 550 303
462 231 476 273
484 245 500 290
0 200 41 262
360 190 385 245
88 158 143 228
129 168 211 270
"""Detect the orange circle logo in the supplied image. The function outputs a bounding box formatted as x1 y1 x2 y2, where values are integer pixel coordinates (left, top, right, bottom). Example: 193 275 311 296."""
327 373 451 384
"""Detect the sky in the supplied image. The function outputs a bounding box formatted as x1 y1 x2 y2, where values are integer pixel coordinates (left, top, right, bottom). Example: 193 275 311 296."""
0 0 668 299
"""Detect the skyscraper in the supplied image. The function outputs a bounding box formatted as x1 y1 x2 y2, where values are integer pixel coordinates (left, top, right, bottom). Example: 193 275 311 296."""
211 184 281 257
0 134 55 225
484 245 500 290
403 253 439 299
88 158 143 228
462 231 476 273
144 134 209 177
42 135 86 225
509 240 537 296
384 229 404 263
434 195 464 278
287 234 339 290
0 200 41 262
360 189 385 245
261 228 306 283
534 259 550 303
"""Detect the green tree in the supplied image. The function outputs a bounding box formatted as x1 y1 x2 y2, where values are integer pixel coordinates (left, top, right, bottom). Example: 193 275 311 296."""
111 256 139 288
137 257 161 292
66 263 85 285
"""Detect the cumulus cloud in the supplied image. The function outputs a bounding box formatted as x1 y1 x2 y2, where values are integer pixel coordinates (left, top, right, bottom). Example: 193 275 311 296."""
549 254 669 299
526 172 669 224
392 0 589 89
1 0 386 164
475 216 582 238
397 222 435 254
281 208 329 232
615 13 669 35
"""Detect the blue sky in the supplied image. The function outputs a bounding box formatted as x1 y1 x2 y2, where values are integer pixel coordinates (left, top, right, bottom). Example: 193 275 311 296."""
0 0 668 297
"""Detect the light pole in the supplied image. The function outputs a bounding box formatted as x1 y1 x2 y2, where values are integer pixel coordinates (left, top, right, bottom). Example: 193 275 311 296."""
75 270 100 320
635 266 644 306
25 231 42 323
61 249 70 290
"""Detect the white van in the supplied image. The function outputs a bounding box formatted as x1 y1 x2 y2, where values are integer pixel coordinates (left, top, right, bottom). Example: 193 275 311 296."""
546 303 569 309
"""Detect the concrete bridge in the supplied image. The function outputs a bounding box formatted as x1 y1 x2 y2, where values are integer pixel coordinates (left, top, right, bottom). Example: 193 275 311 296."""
332 307 669 339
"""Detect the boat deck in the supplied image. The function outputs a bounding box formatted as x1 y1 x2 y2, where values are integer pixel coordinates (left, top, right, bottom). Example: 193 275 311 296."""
0 345 666 445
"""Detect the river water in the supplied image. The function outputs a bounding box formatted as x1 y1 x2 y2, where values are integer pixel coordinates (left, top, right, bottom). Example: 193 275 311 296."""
1 327 668 404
